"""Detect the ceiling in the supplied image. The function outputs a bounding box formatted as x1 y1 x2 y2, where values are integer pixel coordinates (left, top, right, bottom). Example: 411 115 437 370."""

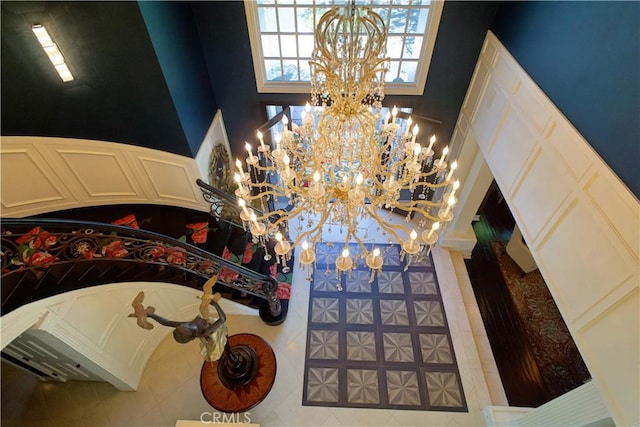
1 1 500 159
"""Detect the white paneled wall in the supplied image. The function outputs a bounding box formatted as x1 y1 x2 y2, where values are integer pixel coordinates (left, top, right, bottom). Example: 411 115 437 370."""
450 31 639 427
0 136 209 217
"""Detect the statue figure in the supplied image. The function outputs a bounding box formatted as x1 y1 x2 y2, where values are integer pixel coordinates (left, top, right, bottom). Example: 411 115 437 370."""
129 274 228 361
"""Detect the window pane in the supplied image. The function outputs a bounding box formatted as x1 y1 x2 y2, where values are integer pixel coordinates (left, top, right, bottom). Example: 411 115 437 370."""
314 7 330 24
399 60 417 83
281 35 298 57
373 7 390 24
299 60 311 81
278 7 296 32
403 35 422 59
298 35 314 57
389 8 408 33
386 35 403 58
392 0 411 5
257 0 275 4
258 7 278 32
411 0 431 5
261 34 280 57
278 0 294 4
296 7 315 32
408 7 429 33
282 60 299 81
385 60 400 82
265 60 282 80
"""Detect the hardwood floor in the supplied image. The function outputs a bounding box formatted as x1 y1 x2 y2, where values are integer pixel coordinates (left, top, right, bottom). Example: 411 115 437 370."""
464 182 553 407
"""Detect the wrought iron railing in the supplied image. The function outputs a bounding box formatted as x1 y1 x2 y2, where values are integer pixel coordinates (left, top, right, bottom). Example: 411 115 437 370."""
196 179 245 229
197 178 292 241
1 218 282 320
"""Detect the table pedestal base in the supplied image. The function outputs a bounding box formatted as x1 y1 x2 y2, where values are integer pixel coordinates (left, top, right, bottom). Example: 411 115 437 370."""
200 334 276 413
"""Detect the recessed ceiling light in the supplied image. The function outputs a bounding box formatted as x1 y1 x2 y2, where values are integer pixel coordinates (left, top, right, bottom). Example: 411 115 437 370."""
32 24 74 82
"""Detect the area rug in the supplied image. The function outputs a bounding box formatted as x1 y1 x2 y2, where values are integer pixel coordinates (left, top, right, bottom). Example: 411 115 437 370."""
490 241 591 398
302 243 467 412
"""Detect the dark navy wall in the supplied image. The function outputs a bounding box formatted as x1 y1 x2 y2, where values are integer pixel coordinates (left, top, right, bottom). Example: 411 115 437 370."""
0 1 193 157
492 1 640 198
138 1 218 157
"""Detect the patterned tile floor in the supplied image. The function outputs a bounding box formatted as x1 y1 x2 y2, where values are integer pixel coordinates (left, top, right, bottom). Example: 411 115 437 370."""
303 243 467 412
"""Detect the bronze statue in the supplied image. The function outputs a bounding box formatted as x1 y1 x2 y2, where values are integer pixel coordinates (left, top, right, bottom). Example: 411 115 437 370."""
129 274 228 361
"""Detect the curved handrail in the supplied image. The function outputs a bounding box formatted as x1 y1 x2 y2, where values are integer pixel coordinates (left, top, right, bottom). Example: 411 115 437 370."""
1 218 281 318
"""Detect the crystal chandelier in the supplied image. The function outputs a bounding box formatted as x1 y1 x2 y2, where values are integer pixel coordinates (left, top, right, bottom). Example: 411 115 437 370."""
234 2 460 276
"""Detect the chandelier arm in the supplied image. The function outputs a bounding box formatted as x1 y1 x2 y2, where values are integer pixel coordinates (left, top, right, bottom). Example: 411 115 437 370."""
417 170 446 180
362 204 411 242
399 207 442 222
290 203 337 249
253 204 308 226
346 227 373 258
394 199 446 210
245 181 290 194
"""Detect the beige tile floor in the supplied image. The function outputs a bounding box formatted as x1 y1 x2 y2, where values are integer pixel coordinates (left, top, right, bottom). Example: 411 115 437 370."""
1 214 506 426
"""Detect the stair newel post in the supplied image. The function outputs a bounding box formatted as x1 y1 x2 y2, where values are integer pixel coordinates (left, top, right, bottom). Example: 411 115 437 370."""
258 276 285 326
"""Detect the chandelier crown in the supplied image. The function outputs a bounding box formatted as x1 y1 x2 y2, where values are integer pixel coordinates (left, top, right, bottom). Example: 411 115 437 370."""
310 2 388 112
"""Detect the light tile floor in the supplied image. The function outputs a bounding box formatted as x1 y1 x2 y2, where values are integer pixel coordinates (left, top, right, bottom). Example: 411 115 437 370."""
1 212 506 426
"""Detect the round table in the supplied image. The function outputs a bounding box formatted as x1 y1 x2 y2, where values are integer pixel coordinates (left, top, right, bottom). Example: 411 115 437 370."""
200 333 277 413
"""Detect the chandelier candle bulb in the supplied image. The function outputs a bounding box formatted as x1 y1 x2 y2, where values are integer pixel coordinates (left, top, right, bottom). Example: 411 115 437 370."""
446 160 458 182
275 134 282 152
391 106 398 124
283 154 292 179
365 247 383 282
245 142 256 164
238 198 251 218
414 143 422 158
422 221 440 246
249 212 259 228
257 131 266 151
411 124 419 144
403 117 412 139
234 172 249 198
409 229 418 250
274 232 292 268
450 180 461 199
437 146 449 166
426 134 436 157
299 241 316 275
336 248 354 277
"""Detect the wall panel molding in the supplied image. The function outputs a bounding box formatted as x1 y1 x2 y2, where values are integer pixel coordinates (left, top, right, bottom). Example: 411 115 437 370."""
451 31 639 427
0 136 209 217
1 147 76 212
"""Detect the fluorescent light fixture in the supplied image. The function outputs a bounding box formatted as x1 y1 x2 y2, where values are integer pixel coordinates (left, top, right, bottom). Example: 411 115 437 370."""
32 24 74 82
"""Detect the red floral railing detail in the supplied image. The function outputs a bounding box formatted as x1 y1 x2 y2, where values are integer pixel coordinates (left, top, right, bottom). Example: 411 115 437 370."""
1 219 282 319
